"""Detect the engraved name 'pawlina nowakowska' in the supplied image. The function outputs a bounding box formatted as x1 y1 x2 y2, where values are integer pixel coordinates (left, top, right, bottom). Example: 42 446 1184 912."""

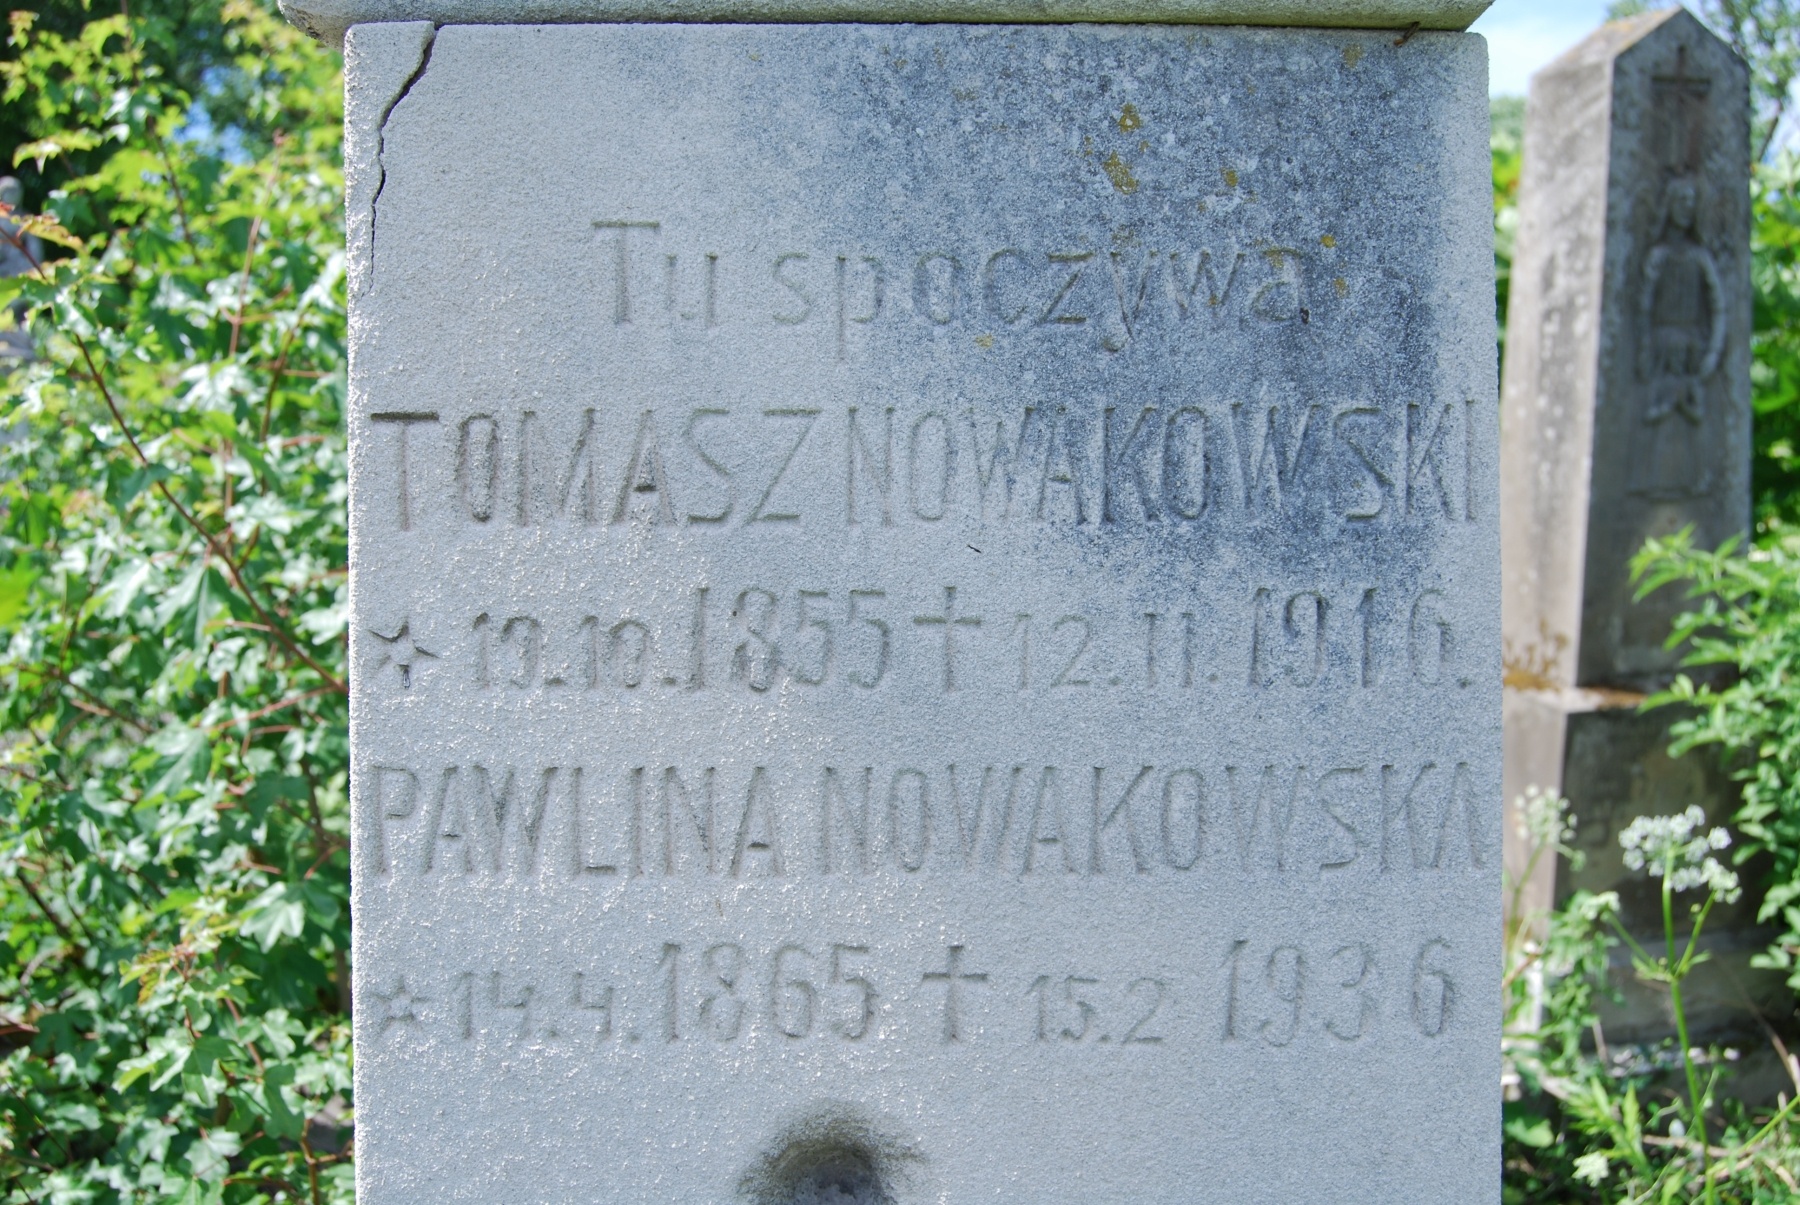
359 760 1491 879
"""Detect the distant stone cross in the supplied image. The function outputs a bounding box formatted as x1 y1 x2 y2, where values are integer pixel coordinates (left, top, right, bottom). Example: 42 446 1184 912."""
922 945 988 1043
913 587 982 691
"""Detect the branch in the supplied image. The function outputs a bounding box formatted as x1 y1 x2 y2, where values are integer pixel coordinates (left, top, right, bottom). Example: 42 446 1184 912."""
16 872 90 955
69 334 346 693
18 664 154 734
227 214 262 360
259 323 299 442
1758 94 1787 163
208 685 336 733
0 173 347 699
152 130 193 246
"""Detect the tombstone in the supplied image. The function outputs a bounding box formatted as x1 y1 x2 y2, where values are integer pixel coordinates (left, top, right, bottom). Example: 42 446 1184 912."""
291 0 1501 1197
0 177 40 362
1499 11 1784 1051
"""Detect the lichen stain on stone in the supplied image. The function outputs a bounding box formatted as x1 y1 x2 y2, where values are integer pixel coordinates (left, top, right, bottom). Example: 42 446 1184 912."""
1195 199 1208 213
1101 152 1138 195
1223 167 1239 188
974 334 995 350
1320 234 1337 248
1117 102 1143 132
1343 44 1364 69
1503 623 1571 691
1334 277 1350 298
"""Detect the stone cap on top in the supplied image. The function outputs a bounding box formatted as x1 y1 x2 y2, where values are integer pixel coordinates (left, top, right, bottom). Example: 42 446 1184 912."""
282 0 1490 49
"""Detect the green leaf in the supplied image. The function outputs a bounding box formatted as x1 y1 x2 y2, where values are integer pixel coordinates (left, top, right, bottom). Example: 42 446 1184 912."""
183 1128 241 1181
105 459 172 512
261 1061 304 1141
240 881 308 951
1504 1114 1554 1149
0 555 40 627
144 722 211 799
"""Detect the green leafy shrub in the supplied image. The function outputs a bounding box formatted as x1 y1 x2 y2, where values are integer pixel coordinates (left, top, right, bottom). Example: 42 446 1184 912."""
1632 533 1800 992
0 5 352 1202
1748 153 1800 529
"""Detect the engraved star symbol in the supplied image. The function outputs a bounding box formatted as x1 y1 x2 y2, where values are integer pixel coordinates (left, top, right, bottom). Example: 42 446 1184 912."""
370 977 428 1036
369 620 438 689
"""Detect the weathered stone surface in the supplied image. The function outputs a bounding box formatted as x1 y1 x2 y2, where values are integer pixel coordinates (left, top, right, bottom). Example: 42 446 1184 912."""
344 21 1497 1203
1500 9 1750 699
285 0 1492 51
1499 11 1760 1051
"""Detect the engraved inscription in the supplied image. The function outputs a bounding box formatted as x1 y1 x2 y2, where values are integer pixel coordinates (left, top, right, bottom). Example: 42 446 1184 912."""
1223 936 1454 1044
362 583 1468 697
585 225 1350 354
360 935 1464 1051
360 759 1494 880
365 401 1480 532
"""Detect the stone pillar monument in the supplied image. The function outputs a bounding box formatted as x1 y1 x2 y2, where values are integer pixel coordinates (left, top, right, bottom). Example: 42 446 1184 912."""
289 0 1501 1198
1500 10 1774 1043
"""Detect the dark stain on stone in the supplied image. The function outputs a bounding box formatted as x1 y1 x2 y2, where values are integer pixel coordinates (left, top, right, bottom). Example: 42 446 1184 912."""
739 1107 921 1205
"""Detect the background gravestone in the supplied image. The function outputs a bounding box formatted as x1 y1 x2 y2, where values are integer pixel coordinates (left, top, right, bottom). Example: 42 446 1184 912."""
1499 10 1782 1051
0 177 39 362
297 1 1500 1198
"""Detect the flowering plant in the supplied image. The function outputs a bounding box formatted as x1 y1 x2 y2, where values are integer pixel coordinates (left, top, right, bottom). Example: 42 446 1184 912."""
1619 805 1743 904
1604 808 1750 1204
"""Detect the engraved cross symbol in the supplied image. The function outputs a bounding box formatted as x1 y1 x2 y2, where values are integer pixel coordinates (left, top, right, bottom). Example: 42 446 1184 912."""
922 944 989 1043
1654 45 1712 98
913 586 983 691
1653 45 1712 172
371 977 428 1037
370 619 438 689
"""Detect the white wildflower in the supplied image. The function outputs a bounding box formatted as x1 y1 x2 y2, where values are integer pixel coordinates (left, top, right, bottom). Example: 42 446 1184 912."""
1572 1152 1610 1186
1617 808 1742 903
1515 785 1575 848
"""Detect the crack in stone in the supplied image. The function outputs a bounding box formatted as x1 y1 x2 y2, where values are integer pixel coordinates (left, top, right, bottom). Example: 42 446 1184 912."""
368 26 436 288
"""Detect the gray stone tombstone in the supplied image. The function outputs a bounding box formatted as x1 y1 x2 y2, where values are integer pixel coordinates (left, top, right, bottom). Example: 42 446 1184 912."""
1499 11 1772 1044
292 0 1501 1198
